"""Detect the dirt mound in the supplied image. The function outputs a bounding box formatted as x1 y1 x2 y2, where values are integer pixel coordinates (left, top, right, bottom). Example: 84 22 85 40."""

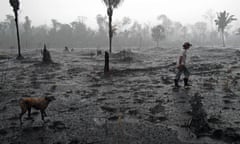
0 54 10 60
235 50 240 56
111 50 148 63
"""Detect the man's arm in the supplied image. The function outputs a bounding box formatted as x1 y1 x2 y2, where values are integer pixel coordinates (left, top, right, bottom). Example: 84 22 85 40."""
177 56 183 68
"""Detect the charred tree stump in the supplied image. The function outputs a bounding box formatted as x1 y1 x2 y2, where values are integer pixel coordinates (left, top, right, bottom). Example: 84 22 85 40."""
104 51 109 73
189 93 211 136
97 50 102 56
42 44 52 64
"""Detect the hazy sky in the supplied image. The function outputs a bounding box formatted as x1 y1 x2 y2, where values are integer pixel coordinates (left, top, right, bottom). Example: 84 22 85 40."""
1 0 240 29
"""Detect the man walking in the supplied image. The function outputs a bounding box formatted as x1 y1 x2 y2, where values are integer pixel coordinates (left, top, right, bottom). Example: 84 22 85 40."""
174 42 192 88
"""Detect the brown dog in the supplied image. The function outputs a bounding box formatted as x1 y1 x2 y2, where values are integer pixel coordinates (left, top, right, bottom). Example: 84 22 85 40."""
19 96 55 124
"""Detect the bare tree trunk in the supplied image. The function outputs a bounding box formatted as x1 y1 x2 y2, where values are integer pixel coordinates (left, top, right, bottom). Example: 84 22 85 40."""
210 20 214 48
104 51 109 73
157 40 159 47
139 36 142 49
14 10 23 59
109 16 112 53
221 29 225 47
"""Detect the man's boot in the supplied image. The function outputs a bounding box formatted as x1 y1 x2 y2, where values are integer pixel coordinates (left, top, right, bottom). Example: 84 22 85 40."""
174 79 180 87
184 78 191 87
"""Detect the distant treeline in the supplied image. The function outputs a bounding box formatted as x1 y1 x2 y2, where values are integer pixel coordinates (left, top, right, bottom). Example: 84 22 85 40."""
0 14 240 50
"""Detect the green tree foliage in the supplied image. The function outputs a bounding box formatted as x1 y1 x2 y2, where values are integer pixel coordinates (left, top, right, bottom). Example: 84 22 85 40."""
5 15 15 37
0 15 151 50
23 16 32 49
102 0 124 53
151 25 165 47
113 18 152 49
96 14 107 32
96 14 108 48
157 15 173 37
193 22 207 44
23 16 31 34
215 11 237 47
1 13 240 50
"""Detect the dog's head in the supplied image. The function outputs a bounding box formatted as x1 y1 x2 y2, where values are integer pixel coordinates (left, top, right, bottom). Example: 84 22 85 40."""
45 96 56 102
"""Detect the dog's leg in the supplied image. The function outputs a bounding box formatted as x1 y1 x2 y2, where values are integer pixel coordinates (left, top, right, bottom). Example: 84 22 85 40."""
19 109 27 125
43 110 47 117
40 110 45 121
27 107 31 118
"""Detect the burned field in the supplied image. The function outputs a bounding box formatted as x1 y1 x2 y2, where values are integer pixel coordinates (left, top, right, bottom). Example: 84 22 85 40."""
1 47 240 144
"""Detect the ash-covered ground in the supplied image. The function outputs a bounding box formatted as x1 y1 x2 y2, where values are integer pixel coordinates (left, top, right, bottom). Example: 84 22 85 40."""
1 46 240 144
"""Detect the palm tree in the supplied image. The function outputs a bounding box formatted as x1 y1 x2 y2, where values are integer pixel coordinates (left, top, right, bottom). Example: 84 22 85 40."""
23 16 32 49
215 11 237 47
102 0 124 53
9 0 23 59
